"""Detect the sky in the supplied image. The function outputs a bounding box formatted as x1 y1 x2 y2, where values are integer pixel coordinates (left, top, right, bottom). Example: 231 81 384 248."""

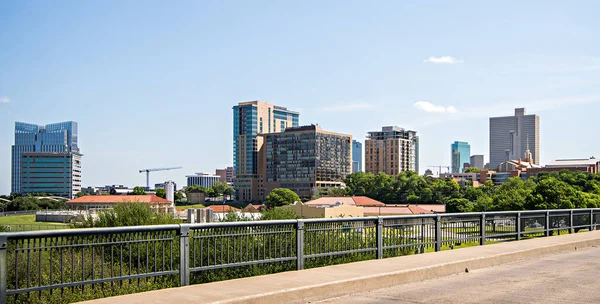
1 0 600 194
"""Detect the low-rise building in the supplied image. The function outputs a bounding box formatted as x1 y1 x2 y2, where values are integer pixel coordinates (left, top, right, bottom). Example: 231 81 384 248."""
282 201 364 218
363 204 445 216
186 189 206 204
67 195 171 210
304 196 385 207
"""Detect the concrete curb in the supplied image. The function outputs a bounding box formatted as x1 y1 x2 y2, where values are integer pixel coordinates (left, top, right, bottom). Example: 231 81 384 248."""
216 236 600 304
80 231 600 304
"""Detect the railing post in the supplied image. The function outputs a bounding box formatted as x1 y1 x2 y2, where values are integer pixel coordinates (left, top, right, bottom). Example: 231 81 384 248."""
591 209 595 231
178 225 190 286
545 211 551 237
569 210 574 234
0 235 7 304
296 220 304 270
516 212 521 241
435 215 441 252
480 213 486 246
376 217 383 259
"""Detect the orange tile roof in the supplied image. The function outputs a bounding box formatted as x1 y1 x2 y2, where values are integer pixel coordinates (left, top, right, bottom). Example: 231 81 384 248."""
67 195 171 204
351 196 386 206
206 205 240 213
305 196 385 206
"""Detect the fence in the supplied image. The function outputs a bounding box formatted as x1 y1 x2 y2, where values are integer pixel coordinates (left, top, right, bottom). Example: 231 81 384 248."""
0 211 37 217
0 208 598 303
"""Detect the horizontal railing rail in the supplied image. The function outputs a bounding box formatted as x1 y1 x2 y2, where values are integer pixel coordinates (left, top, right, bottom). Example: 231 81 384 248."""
0 208 598 303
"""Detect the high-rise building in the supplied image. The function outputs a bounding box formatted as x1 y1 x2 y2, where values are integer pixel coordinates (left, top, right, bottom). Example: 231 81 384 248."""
11 121 80 196
470 155 484 170
232 101 299 200
352 140 362 173
451 141 471 173
215 167 234 183
490 108 540 170
258 125 352 200
364 126 419 175
20 152 82 198
186 173 220 188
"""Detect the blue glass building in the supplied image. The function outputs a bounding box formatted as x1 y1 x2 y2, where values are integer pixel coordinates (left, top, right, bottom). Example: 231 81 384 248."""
11 121 81 196
451 141 471 173
352 140 362 173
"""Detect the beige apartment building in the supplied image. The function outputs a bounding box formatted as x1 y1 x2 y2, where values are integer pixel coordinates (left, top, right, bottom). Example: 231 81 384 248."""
365 126 419 176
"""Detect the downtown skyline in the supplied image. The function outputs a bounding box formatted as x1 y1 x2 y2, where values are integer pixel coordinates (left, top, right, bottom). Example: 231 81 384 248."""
2 1 600 194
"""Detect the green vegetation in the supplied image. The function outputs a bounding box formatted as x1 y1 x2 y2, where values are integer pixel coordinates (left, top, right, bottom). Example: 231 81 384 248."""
155 188 167 199
266 188 301 208
342 170 600 212
0 195 67 211
73 202 180 228
132 186 146 195
175 203 205 209
464 167 480 173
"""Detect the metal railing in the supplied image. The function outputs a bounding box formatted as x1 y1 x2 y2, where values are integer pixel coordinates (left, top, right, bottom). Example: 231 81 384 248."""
0 208 598 303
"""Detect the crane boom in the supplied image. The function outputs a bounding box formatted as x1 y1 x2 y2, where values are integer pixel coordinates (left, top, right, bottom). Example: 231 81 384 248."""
139 167 182 189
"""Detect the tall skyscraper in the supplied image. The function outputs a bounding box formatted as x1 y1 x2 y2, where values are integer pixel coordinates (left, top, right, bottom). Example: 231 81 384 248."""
470 155 485 170
451 141 471 173
365 126 419 176
11 121 81 196
259 125 352 200
489 108 540 170
232 101 299 201
352 140 362 173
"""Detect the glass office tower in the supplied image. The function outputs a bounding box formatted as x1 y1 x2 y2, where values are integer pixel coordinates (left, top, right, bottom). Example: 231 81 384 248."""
451 141 471 173
352 140 362 173
11 121 81 196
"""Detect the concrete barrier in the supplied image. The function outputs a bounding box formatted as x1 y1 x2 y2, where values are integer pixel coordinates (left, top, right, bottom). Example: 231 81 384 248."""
79 230 600 304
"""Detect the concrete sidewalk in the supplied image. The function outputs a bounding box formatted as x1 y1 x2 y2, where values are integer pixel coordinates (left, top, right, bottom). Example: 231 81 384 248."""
80 231 600 304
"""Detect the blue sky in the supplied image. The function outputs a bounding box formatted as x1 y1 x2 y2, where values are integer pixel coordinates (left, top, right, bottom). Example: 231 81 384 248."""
1 0 600 194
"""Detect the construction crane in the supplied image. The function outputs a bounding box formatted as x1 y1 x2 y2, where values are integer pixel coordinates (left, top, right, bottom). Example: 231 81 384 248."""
427 165 451 177
139 167 182 190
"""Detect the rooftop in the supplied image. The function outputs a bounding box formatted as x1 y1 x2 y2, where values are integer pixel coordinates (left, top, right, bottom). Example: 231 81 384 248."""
304 196 386 207
67 195 171 204
547 158 599 167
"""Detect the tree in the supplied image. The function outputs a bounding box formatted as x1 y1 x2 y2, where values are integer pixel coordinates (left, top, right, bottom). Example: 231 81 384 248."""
184 184 207 193
75 192 86 198
155 188 167 199
211 181 229 196
265 188 300 208
132 186 146 195
174 190 185 203
223 187 235 201
464 167 480 173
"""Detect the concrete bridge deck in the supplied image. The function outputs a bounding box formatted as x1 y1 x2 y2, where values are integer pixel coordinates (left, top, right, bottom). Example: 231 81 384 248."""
80 230 600 304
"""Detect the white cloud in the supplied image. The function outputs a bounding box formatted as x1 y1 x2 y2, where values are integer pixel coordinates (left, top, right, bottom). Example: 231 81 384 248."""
0 96 9 103
424 56 464 64
414 101 458 113
321 103 374 112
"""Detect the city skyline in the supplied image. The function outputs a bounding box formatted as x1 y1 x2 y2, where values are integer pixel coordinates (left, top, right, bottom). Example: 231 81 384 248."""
2 1 600 194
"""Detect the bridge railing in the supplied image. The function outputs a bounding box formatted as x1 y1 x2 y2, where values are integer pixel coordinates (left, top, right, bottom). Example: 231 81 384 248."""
0 208 598 303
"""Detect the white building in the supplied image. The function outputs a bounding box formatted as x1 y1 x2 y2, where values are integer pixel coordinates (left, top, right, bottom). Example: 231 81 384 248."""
186 172 220 188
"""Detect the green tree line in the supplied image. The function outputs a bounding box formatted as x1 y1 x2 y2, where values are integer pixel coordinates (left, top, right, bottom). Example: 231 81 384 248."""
340 170 600 212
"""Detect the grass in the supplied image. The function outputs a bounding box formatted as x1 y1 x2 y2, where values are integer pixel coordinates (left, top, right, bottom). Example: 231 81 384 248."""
0 214 69 231
175 204 206 210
